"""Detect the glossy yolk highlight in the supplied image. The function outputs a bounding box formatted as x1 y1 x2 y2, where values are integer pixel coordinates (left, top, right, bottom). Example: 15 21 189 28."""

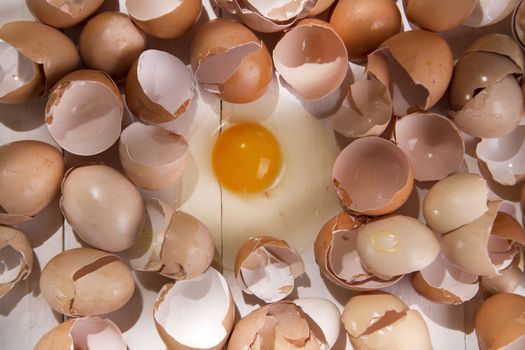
212 123 282 194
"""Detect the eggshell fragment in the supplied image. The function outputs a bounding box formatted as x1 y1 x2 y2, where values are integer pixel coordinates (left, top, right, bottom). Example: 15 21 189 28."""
394 113 465 182
61 164 145 252
235 236 304 303
464 0 520 27
125 50 195 124
126 0 202 39
0 226 33 298
423 173 489 234
404 0 477 32
465 33 525 73
34 317 126 350
40 247 135 316
342 293 432 350
79 12 146 79
482 250 524 295
154 267 234 350
333 137 413 216
475 293 525 350
232 0 294 33
0 141 64 225
0 21 79 91
227 300 328 350
119 123 189 190
191 19 273 103
332 79 392 138
244 0 312 22
46 70 123 156
293 298 341 349
273 19 348 100
26 0 104 28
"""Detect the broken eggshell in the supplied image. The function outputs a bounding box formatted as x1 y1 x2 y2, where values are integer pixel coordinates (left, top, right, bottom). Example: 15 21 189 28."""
126 0 202 39
234 236 305 303
394 112 465 182
273 19 348 100
465 33 525 73
342 293 433 350
125 49 195 124
45 70 123 156
481 250 524 295
513 0 525 50
26 0 105 29
292 298 341 349
119 123 190 190
404 0 477 32
0 226 33 298
61 164 145 252
190 18 273 104
34 317 126 350
333 136 414 216
154 267 234 350
464 0 520 27
40 247 135 317
128 198 214 280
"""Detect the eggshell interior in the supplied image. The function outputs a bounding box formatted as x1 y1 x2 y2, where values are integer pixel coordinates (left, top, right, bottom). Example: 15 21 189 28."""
0 227 33 296
293 298 341 349
69 317 126 350
244 0 309 21
464 0 519 27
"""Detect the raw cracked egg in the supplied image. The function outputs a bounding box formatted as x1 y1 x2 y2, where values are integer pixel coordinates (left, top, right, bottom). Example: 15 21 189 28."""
26 0 104 28
0 226 33 298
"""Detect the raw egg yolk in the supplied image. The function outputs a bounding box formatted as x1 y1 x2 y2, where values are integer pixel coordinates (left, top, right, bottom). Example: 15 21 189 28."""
212 123 282 194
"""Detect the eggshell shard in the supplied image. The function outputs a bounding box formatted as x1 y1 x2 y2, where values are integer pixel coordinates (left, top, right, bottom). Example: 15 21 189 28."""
423 173 489 234
273 19 348 100
464 0 520 27
476 126 525 186
234 236 304 303
119 123 189 190
46 70 123 156
330 0 401 61
233 0 295 33
369 30 453 116
191 19 273 103
126 0 202 39
292 298 341 349
79 12 146 79
40 247 135 316
333 136 414 216
26 0 105 29
154 267 234 350
404 0 477 32
475 293 525 350
394 113 465 182
227 300 328 350
61 164 145 252
332 79 392 138
0 141 64 225
411 253 479 305
125 50 195 124
0 226 33 298
0 21 79 91
465 33 525 73
342 293 432 350
481 250 524 295
34 317 126 350
244 0 312 22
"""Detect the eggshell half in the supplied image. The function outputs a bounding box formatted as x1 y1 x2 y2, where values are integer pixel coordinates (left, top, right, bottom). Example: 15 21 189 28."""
273 19 348 100
125 49 195 124
119 123 189 190
293 298 341 349
61 164 145 252
482 250 524 295
0 226 33 298
126 0 202 39
46 70 123 156
465 33 525 73
154 267 234 350
26 0 105 28
333 136 413 216
404 0 477 32
40 247 135 316
464 0 520 27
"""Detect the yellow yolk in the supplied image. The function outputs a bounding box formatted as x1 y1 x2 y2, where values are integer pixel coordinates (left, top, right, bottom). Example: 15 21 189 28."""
212 123 282 194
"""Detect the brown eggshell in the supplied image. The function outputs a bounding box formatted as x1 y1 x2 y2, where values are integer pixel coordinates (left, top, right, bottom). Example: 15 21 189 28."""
0 21 79 90
308 0 336 16
190 19 273 103
26 0 104 28
0 141 64 224
126 0 202 39
465 33 525 73
521 183 525 222
153 268 234 350
61 164 145 252
0 226 33 298
46 70 123 156
404 0 477 32
40 247 135 316
125 49 195 124
481 250 524 295
513 0 525 50
330 0 402 60
243 0 314 22
79 12 146 79
333 136 413 216
119 122 189 190
394 112 465 182
475 293 525 350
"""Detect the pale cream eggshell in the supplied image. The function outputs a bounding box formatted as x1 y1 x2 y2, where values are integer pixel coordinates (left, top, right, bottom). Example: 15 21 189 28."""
464 0 520 27
0 226 33 298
